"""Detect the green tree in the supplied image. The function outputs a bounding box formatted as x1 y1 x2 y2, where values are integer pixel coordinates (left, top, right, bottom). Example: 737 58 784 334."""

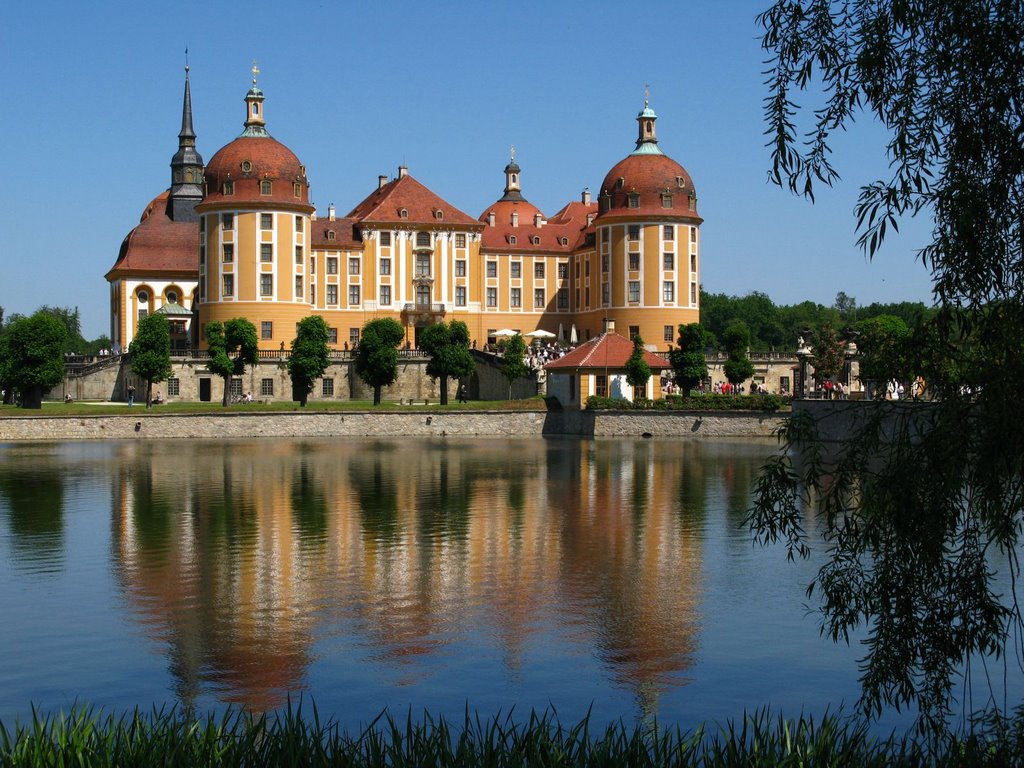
419 320 474 405
288 316 331 407
670 323 709 394
354 318 404 405
808 323 846 386
129 313 171 408
499 333 529 399
833 291 857 323
205 318 258 406
750 0 1024 730
624 335 652 401
854 315 911 395
721 321 754 391
0 311 67 408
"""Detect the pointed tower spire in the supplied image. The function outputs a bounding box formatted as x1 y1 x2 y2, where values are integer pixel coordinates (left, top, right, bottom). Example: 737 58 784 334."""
240 60 270 137
499 144 526 202
169 53 205 221
631 84 664 156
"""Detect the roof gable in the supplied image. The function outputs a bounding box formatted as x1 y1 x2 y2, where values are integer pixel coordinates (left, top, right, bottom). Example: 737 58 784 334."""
346 174 481 227
545 332 669 371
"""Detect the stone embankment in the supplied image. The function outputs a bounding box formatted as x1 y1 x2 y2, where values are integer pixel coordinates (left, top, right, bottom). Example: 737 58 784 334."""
0 410 787 441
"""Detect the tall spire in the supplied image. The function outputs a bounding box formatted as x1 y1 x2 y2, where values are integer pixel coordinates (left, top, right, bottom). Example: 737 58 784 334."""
240 60 270 137
499 145 526 202
169 53 205 221
631 84 664 156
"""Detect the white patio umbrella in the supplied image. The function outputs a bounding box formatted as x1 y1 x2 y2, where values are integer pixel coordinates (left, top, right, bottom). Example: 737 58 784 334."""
569 324 578 344
558 322 565 341
493 329 519 337
527 329 556 339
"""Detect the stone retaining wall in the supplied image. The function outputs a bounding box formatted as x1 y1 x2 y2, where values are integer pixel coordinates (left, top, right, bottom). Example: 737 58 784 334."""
0 410 787 442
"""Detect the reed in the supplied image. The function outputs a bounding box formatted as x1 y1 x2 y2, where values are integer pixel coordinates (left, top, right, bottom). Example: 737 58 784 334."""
0 703 1020 767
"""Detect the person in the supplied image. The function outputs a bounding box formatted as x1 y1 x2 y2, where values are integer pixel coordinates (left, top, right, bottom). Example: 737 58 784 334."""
243 391 254 404
457 383 468 403
127 384 135 407
151 392 164 405
64 393 73 404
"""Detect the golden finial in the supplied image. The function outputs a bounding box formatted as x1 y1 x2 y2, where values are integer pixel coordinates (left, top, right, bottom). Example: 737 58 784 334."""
510 144 516 162
251 61 260 86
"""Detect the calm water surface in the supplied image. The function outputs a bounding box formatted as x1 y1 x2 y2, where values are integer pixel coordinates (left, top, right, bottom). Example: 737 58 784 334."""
0 437 974 731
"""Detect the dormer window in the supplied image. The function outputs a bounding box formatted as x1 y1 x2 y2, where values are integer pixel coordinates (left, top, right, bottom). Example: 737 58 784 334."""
688 192 697 211
616 177 625 190
399 208 409 219
293 182 302 198
223 180 234 195
241 160 253 173
327 230 336 241
560 237 569 246
260 180 272 195
677 176 685 188
434 210 444 221
531 236 541 245
661 193 673 208
509 235 517 245
627 193 640 209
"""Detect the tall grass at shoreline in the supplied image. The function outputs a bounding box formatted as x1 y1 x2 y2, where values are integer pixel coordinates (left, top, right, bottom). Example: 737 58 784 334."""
2 704 1021 766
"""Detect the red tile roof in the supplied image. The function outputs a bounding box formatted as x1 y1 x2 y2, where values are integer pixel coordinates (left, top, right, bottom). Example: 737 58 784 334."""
106 191 198 279
596 153 702 224
200 135 313 211
310 217 363 249
479 198 597 253
545 332 670 371
347 174 481 227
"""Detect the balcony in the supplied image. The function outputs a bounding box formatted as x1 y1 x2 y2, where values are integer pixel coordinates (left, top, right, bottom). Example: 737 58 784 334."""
402 302 446 315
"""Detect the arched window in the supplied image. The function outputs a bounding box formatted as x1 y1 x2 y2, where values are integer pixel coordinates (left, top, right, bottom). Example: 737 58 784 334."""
166 290 178 304
399 208 409 219
260 180 272 195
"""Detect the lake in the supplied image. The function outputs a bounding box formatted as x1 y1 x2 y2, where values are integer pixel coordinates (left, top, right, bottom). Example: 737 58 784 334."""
0 436 968 732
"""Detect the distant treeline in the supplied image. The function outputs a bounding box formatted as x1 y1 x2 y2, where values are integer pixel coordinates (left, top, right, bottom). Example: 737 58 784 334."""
699 289 936 352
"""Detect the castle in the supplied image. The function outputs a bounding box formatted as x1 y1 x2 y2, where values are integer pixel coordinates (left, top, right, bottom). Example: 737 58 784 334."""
106 65 702 361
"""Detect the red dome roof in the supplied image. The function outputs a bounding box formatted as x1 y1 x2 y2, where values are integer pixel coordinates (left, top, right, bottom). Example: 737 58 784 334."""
597 153 699 222
199 135 312 211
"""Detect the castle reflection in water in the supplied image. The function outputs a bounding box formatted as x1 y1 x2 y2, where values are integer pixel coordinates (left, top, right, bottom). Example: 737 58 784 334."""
105 438 761 714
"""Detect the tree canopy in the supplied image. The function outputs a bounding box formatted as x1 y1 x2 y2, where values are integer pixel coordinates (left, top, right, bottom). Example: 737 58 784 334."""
130 313 171 408
750 0 1024 732
624 335 652 401
0 311 67 408
499 333 530 399
354 318 404 405
722 321 754 389
669 323 709 394
288 316 331 407
419 320 474 405
205 318 258 406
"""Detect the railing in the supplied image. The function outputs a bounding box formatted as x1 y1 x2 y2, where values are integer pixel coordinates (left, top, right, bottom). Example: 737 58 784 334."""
401 303 446 314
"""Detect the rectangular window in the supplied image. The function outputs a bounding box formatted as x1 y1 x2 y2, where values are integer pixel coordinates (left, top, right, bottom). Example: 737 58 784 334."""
349 328 360 344
628 225 641 241
595 374 608 398
691 283 698 304
260 180 272 195
534 288 545 308
167 377 180 396
629 325 640 340
296 246 304 264
222 213 234 229
200 245 206 267
229 378 243 397
416 253 431 277
455 233 466 248
260 213 273 230
486 261 497 278
691 253 697 273
326 256 337 274
558 263 568 279
534 262 545 279
261 243 273 262
663 253 674 270
380 258 391 275
629 252 640 271
310 257 316 274
664 325 674 343
223 181 234 195
222 244 234 263
455 286 466 306
348 285 360 306
260 274 273 296
295 276 303 299
327 285 338 304
222 274 234 297
663 224 673 240
455 260 466 277
585 261 591 278
379 285 391 305
779 376 790 394
602 283 610 305
137 308 148 322
322 378 334 396
310 284 315 303
628 281 640 303
584 287 590 307
557 288 569 309
380 231 391 247
663 281 675 302
602 253 610 272
486 287 497 307
328 327 338 344
348 258 360 275
511 288 521 307
261 378 274 397
690 227 697 242
295 216 303 232
511 262 521 279
261 321 273 340
416 231 431 248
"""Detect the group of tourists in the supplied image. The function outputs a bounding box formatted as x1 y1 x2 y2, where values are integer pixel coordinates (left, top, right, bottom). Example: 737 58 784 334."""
820 379 848 399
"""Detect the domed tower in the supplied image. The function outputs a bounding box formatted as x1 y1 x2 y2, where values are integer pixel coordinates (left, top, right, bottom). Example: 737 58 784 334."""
593 92 702 348
196 65 314 350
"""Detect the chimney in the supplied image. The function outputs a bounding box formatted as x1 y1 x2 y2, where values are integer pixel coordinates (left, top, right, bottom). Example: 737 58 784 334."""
398 165 408 178
603 318 616 334
582 187 591 205
328 204 336 221
487 211 496 227
534 212 543 228
378 175 388 189
511 211 519 227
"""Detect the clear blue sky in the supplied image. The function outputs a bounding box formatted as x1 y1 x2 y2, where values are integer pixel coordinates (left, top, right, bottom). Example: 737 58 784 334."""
1 1 936 339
